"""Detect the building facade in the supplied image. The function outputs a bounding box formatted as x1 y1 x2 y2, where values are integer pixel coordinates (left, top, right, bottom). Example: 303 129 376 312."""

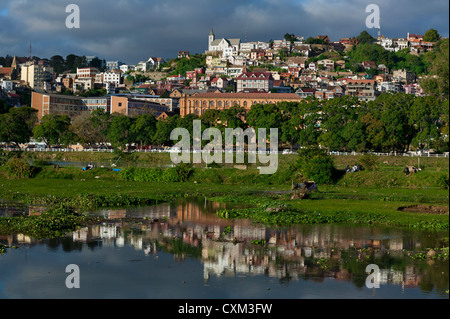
235 72 273 92
20 61 54 90
179 92 302 117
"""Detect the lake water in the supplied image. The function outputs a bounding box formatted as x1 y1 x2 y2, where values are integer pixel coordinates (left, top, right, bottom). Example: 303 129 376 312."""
0 198 448 299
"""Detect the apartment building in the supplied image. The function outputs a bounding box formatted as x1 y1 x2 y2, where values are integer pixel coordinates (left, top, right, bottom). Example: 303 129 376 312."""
31 92 110 121
110 95 170 117
20 61 54 90
77 67 99 78
103 70 123 86
345 79 378 101
235 71 273 92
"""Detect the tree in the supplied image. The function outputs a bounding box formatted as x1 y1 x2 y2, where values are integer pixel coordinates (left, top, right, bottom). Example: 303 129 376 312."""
409 95 442 151
71 109 111 147
0 107 37 148
284 33 296 43
423 29 441 42
130 114 157 148
318 96 361 151
153 115 181 146
219 105 247 130
33 114 75 147
293 146 336 185
421 39 449 100
50 55 65 74
356 31 374 45
0 98 11 114
366 93 416 152
200 109 221 128
107 114 134 150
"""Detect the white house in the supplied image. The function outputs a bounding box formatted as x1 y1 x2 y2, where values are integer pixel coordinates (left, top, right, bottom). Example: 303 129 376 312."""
106 61 123 71
147 57 165 70
120 64 135 73
0 79 14 91
103 70 123 86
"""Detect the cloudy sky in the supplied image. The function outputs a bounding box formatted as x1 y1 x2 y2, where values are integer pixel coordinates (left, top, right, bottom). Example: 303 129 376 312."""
0 0 448 64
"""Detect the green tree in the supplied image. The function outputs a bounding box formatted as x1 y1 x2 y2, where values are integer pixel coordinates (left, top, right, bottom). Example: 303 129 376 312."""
409 95 442 151
49 55 65 74
366 93 416 152
107 114 134 150
219 105 247 130
356 31 374 45
294 146 336 185
153 115 180 146
284 33 296 43
0 98 11 114
130 114 157 148
423 29 441 42
200 109 221 128
421 39 449 100
33 114 75 147
0 107 37 148
318 96 361 151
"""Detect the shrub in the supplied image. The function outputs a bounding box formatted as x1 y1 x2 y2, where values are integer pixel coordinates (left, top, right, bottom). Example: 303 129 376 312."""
436 174 449 189
5 158 34 178
358 154 378 171
119 164 193 182
295 147 336 184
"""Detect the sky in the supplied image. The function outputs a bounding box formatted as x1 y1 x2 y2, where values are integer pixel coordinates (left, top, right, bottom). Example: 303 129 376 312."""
0 0 448 65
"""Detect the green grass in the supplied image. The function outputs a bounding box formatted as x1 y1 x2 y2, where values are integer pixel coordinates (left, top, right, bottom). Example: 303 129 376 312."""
0 152 448 231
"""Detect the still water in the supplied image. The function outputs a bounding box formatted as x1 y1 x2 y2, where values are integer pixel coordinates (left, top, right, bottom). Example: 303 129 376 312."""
0 198 448 299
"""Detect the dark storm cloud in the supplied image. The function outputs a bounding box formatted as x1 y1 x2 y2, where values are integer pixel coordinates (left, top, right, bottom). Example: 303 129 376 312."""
0 0 448 64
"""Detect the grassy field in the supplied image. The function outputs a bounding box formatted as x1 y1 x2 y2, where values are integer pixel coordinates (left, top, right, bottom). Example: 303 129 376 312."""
0 151 448 231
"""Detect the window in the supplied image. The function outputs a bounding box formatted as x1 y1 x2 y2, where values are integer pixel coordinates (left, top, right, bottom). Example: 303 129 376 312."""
118 103 122 107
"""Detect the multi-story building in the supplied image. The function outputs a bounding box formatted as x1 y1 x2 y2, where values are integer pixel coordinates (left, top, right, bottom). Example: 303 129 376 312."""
345 79 378 101
31 92 109 121
74 77 95 91
392 69 416 84
106 61 123 71
77 67 99 78
31 92 172 120
20 61 54 90
377 81 402 93
179 92 302 117
235 71 273 92
110 95 171 117
103 70 123 86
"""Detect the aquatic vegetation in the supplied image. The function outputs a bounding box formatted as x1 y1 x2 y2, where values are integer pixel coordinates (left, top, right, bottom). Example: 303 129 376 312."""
251 239 265 246
0 204 102 239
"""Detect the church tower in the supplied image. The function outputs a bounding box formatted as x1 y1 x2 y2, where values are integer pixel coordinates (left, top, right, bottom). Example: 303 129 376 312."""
208 28 215 51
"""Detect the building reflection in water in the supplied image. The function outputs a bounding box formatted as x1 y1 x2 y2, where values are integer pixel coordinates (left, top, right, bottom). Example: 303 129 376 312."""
1 199 447 293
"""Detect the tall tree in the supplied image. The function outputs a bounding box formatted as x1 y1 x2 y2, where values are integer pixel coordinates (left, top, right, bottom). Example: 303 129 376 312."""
130 114 157 148
107 114 134 150
421 39 449 100
423 29 441 42
33 114 75 147
0 107 37 148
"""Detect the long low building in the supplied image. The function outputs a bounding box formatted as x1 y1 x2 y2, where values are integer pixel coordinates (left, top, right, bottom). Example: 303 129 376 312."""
31 92 173 121
179 92 303 116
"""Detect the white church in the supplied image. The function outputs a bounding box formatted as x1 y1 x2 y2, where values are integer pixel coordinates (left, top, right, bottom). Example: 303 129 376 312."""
207 28 241 58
